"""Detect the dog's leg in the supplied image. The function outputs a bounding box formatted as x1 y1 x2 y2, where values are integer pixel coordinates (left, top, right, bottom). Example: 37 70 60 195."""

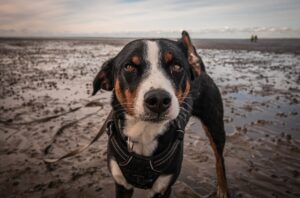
201 122 229 198
192 74 229 197
148 175 173 198
110 159 134 198
115 183 134 198
150 187 172 198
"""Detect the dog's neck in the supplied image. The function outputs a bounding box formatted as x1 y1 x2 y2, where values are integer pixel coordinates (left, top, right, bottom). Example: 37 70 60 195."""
123 114 170 156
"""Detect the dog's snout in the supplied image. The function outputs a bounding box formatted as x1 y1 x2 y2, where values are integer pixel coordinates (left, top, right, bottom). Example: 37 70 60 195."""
144 89 171 114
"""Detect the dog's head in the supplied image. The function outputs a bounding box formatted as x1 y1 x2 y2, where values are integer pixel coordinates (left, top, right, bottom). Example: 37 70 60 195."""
92 31 204 123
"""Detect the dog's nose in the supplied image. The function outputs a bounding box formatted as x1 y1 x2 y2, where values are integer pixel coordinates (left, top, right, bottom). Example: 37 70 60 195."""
144 89 171 114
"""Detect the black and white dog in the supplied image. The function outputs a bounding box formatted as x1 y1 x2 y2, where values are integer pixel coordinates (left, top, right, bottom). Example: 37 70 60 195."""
92 31 229 198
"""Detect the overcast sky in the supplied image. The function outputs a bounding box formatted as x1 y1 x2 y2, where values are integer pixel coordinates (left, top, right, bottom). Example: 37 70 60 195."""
0 0 300 38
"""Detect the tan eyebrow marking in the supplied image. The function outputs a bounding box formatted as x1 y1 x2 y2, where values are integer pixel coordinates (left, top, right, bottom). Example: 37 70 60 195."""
164 51 173 63
131 55 141 65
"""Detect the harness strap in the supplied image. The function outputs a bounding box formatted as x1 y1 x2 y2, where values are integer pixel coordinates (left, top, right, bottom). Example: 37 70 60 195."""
152 139 180 166
108 119 185 173
111 136 129 160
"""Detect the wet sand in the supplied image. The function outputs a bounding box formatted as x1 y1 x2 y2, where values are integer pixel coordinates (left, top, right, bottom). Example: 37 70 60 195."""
0 39 299 197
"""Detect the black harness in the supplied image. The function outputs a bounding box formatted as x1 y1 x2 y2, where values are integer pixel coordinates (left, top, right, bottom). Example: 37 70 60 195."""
107 95 193 189
106 119 185 189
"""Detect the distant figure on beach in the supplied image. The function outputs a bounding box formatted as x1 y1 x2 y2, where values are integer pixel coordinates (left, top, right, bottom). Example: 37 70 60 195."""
254 35 258 42
251 35 258 42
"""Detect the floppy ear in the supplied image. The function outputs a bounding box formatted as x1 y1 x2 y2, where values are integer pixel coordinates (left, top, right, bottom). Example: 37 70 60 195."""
178 31 205 78
92 58 114 96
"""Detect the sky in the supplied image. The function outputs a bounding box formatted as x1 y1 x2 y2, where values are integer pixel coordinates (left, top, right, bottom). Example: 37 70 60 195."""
0 0 300 38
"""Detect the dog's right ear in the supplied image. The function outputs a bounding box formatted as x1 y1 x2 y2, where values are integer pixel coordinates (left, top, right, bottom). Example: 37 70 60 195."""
92 58 114 96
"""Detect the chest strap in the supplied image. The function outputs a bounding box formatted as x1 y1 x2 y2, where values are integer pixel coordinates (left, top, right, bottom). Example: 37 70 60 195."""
107 120 184 173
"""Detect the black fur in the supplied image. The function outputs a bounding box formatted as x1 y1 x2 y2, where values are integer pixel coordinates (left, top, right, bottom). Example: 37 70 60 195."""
92 31 229 198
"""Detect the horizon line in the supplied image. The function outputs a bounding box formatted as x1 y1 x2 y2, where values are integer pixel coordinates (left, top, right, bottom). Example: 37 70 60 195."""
1 35 300 40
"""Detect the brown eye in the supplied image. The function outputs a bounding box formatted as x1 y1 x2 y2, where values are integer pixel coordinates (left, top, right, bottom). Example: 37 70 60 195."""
171 64 182 73
124 64 137 73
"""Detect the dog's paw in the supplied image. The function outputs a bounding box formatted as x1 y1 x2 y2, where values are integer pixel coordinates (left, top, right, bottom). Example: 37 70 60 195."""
147 191 160 198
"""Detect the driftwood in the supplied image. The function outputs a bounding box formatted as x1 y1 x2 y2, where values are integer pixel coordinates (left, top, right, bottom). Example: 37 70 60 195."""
43 109 102 154
0 107 82 125
0 98 104 126
44 110 113 163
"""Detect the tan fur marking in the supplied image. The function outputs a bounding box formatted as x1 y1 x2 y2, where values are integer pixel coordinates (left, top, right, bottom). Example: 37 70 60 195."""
202 124 229 197
131 55 141 65
175 80 190 104
114 79 125 105
124 89 136 115
114 80 136 116
164 51 173 63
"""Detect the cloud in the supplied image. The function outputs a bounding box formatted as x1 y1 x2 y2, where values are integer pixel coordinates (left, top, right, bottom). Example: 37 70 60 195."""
0 0 299 38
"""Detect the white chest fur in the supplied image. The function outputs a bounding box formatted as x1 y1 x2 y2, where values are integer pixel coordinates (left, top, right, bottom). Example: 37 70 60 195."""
111 117 173 196
124 115 168 156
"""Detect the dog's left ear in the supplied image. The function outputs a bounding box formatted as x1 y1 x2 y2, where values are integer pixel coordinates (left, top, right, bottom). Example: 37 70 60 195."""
92 58 114 96
178 31 205 78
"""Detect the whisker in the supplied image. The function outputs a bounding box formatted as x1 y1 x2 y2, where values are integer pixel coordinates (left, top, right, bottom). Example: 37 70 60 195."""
112 107 136 116
112 104 135 111
179 113 187 122
181 101 193 110
180 107 190 114
112 102 134 107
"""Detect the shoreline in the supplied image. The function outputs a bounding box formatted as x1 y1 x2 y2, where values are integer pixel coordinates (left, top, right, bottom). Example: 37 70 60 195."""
1 37 300 54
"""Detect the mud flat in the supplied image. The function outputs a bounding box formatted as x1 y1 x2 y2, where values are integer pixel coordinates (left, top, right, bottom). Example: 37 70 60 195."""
0 39 299 197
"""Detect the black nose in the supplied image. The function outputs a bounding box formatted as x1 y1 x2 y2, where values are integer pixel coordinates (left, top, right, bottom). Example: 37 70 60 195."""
144 89 171 114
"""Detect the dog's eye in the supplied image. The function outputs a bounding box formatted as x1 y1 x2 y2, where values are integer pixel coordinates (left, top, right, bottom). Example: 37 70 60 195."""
124 64 137 73
171 65 182 73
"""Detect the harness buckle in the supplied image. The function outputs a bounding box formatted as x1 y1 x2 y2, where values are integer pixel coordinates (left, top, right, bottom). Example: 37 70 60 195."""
177 129 185 140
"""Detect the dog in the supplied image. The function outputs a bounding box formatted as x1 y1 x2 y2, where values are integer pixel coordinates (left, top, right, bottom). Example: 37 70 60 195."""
92 31 229 198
